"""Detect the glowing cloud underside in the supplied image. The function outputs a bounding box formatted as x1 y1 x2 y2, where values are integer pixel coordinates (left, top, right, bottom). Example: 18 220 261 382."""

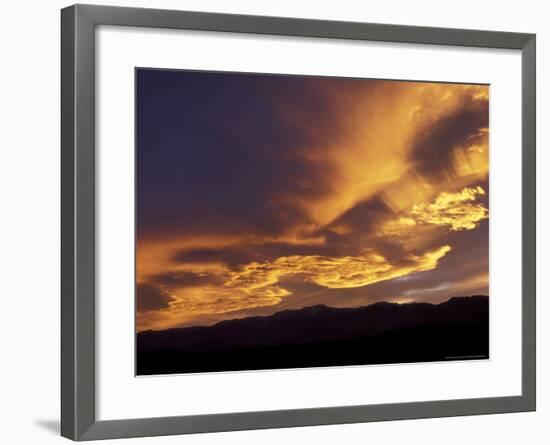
226 245 451 297
383 186 488 234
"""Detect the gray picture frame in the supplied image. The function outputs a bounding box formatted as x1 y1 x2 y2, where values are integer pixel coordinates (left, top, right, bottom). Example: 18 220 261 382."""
61 4 536 441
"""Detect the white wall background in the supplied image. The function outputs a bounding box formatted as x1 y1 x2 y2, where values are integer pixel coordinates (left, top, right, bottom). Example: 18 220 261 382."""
0 0 547 444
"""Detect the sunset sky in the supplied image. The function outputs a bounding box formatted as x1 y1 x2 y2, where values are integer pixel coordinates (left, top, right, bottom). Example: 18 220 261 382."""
136 69 489 332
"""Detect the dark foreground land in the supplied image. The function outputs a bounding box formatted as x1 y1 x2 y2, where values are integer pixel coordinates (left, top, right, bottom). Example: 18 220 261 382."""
137 295 489 375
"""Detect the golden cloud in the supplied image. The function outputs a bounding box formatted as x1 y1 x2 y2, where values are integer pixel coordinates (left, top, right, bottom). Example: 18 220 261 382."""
382 186 488 235
277 82 487 230
411 186 488 231
137 244 452 330
226 245 449 291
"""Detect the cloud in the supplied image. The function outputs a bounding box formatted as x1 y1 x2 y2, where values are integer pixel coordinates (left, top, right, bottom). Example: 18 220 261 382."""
382 186 488 234
150 271 224 287
172 241 328 269
221 245 451 302
137 245 452 330
411 186 488 230
402 282 453 297
322 196 393 239
136 70 342 240
407 86 489 180
136 282 175 312
172 247 252 266
137 75 487 243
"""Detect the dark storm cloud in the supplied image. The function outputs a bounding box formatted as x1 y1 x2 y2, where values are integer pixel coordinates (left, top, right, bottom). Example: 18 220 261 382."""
318 196 401 256
136 69 355 239
172 247 258 267
408 93 488 178
325 196 392 234
172 242 335 268
150 271 224 288
305 195 416 265
136 282 174 312
170 193 406 269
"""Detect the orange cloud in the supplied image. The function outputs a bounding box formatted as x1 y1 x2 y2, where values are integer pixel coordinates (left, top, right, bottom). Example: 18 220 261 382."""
382 186 488 235
271 81 488 231
411 186 488 231
137 245 452 330
226 245 450 292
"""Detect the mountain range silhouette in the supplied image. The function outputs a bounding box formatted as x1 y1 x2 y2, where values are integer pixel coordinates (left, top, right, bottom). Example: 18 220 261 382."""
137 295 489 375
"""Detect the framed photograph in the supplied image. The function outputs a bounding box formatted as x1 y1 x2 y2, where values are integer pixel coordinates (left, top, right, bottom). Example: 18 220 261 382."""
61 4 536 441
